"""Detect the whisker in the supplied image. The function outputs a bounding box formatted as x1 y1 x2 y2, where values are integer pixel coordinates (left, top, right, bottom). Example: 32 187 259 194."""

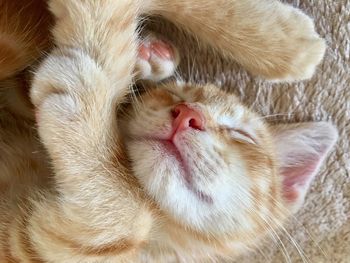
250 113 295 122
263 193 328 263
230 185 292 263
267 214 310 263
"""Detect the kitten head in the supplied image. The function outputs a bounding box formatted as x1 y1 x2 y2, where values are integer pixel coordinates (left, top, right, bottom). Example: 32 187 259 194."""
122 82 337 244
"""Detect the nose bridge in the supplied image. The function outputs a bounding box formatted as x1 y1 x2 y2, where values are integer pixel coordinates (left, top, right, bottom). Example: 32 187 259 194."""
176 104 196 119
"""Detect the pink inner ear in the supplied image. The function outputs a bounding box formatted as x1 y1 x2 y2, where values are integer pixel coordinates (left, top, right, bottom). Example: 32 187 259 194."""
282 154 321 202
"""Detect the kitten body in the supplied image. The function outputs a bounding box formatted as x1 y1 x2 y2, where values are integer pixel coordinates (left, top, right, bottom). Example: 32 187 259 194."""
0 0 336 262
0 0 52 80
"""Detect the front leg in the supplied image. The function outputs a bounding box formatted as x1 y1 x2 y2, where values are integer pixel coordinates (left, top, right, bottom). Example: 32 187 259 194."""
28 48 152 262
21 0 152 261
145 0 326 81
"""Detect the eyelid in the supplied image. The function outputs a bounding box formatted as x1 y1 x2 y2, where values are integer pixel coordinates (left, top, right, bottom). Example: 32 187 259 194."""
228 128 257 145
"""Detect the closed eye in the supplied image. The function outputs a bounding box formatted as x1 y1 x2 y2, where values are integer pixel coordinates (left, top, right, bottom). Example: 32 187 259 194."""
228 128 257 144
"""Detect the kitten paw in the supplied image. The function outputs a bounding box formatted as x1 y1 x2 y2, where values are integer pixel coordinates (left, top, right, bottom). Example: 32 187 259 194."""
136 35 179 82
268 7 326 81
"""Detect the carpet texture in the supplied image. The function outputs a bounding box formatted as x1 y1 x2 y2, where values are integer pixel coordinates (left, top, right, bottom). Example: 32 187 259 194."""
146 0 350 262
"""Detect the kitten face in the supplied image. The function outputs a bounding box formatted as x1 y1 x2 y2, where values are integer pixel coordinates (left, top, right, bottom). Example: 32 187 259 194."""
121 37 336 251
122 82 281 237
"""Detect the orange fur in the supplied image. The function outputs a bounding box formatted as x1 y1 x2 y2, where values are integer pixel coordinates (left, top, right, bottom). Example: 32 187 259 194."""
144 0 326 81
0 0 336 262
0 0 52 80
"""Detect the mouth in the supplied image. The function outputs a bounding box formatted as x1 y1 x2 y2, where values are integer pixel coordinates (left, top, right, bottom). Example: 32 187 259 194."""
140 138 193 185
160 140 214 204
134 137 214 204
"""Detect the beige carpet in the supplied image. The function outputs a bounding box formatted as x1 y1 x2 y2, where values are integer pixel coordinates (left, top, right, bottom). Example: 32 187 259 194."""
145 0 350 262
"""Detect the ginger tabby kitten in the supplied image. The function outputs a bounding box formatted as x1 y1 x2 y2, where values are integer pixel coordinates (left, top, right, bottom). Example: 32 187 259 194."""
0 0 337 262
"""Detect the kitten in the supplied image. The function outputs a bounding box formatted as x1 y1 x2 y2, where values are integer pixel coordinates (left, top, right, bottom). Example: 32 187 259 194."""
124 43 337 261
0 0 335 262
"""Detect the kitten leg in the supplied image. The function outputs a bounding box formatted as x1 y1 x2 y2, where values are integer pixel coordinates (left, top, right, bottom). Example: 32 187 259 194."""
3 1 152 262
26 50 153 262
136 34 179 81
144 0 325 81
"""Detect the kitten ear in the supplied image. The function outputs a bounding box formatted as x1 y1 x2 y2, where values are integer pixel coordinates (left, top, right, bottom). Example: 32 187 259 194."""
271 122 338 213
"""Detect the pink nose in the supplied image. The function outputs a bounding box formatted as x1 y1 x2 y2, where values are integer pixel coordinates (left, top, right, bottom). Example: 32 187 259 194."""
172 104 204 133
